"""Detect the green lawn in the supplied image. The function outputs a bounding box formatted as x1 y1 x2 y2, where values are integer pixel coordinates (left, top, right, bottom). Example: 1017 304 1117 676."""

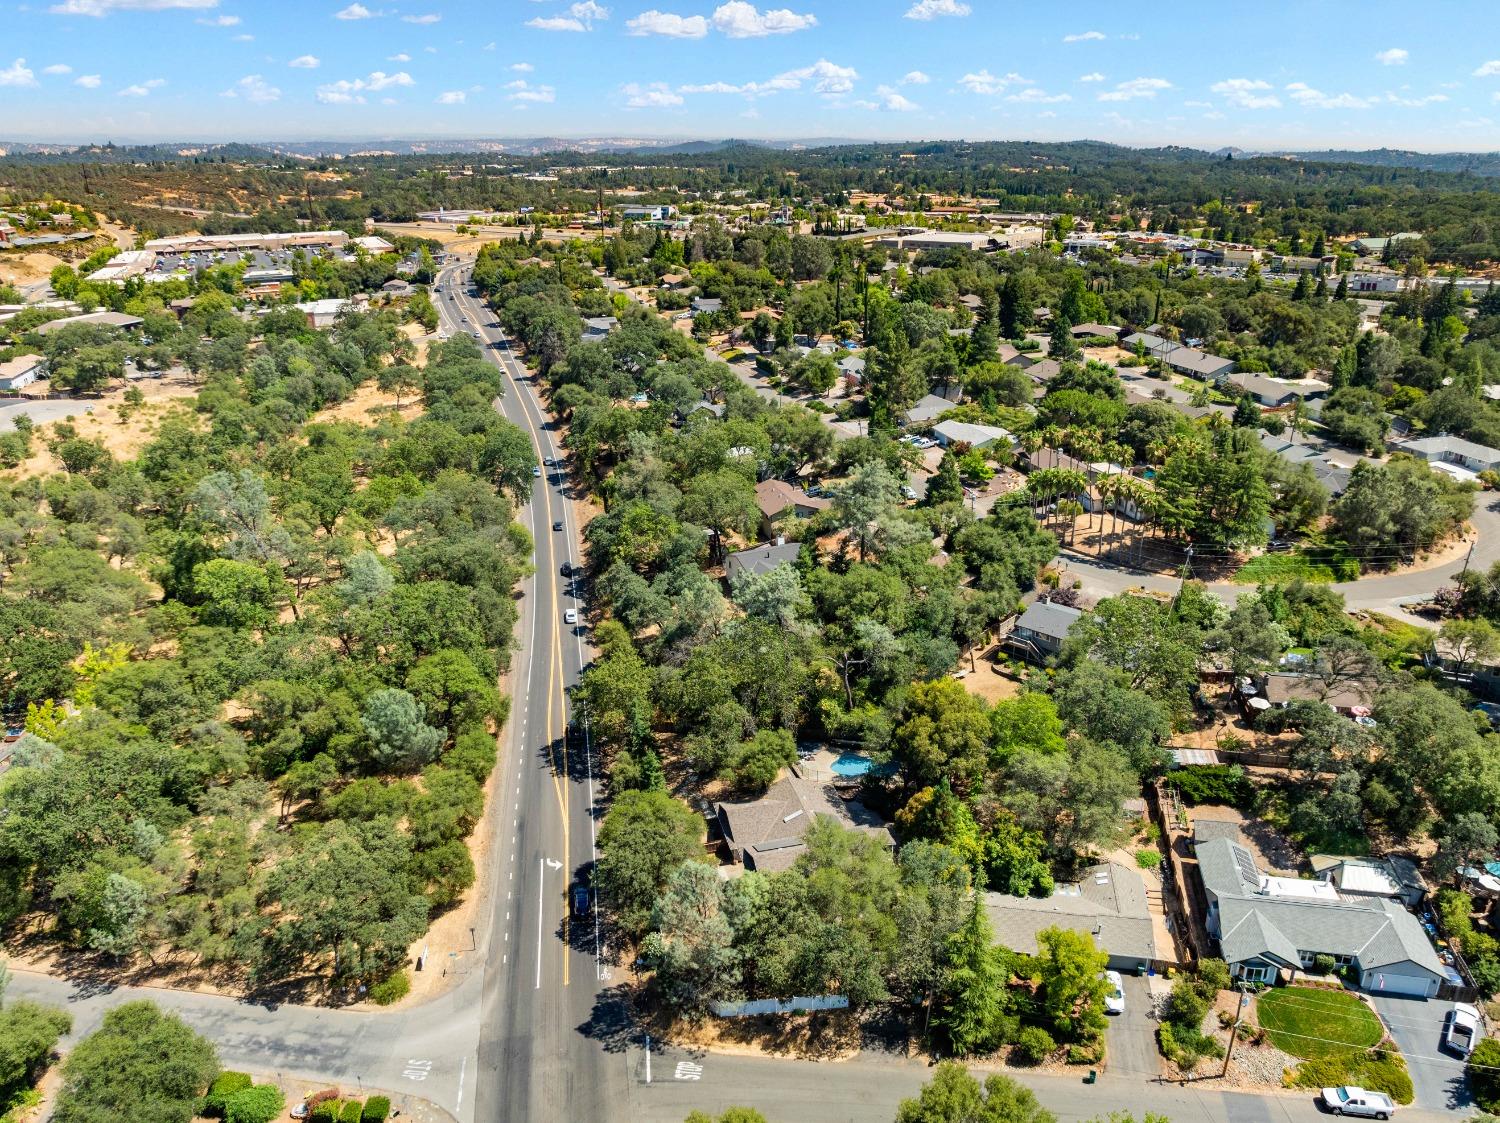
1257 987 1385 1059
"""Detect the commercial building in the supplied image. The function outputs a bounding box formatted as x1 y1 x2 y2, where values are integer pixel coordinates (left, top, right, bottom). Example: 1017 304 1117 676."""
142 230 349 254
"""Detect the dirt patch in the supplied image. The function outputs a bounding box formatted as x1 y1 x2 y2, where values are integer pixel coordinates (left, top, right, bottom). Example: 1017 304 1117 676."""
655 1007 867 1061
1187 806 1303 875
953 650 1027 703
309 377 422 427
0 251 67 289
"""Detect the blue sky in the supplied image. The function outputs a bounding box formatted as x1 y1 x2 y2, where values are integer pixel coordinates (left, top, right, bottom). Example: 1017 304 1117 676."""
3 0 1500 149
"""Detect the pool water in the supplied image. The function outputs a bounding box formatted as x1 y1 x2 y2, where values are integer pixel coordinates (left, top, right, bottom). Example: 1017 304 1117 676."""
831 752 874 778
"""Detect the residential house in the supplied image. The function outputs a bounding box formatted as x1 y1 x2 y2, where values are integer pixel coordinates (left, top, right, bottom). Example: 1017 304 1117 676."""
1309 855 1427 909
1120 333 1237 382
692 296 724 315
1197 836 1446 995
716 774 891 873
753 479 830 537
31 310 144 336
1256 432 1353 495
932 419 1013 450
0 354 44 392
1258 671 1376 716
677 400 726 423
1402 434 1500 476
1069 322 1121 341
724 541 801 585
903 393 956 427
984 861 1167 973
1006 600 1083 660
838 355 865 382
293 299 354 329
1228 373 1331 408
583 316 619 342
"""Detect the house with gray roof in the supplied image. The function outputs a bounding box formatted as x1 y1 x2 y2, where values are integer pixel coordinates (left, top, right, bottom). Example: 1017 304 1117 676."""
1403 434 1500 475
984 861 1168 973
717 775 890 873
903 393 955 427
724 541 801 585
1006 600 1083 660
1196 836 1446 996
932 419 1014 450
1069 322 1121 341
1120 332 1237 381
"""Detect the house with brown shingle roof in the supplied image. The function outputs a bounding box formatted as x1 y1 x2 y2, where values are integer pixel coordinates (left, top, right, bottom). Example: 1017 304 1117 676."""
753 479 830 538
716 775 891 873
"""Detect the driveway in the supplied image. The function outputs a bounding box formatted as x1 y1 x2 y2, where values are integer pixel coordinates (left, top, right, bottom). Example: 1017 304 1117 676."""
1105 973 1160 1078
1368 993 1473 1114
0 397 94 432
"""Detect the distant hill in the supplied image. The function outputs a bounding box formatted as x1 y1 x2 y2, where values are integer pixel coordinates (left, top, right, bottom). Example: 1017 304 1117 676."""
1286 148 1500 177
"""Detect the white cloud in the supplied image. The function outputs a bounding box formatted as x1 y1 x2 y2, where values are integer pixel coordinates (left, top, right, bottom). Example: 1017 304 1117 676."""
197 12 238 24
402 11 440 22
42 63 72 75
335 3 375 18
873 84 917 110
511 61 534 71
1386 91 1447 107
436 89 465 103
289 54 320 68
222 73 279 101
387 52 410 61
1062 30 1105 42
316 69 412 103
712 1 815 36
903 0 968 19
1078 72 1104 82
1097 76 1170 102
622 80 683 107
1007 87 1070 104
780 57 856 94
233 32 252 40
1285 81 1371 110
1375 47 1407 66
527 0 608 31
508 80 555 103
50 0 217 14
901 70 930 85
118 77 166 96
74 73 102 87
1210 77 1279 109
957 69 1030 96
0 59 37 88
483 41 496 49
1475 60 1500 78
627 9 709 36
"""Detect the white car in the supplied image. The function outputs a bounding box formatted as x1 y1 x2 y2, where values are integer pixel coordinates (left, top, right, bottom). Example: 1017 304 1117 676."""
563 608 578 625
1320 1086 1396 1119
1102 970 1125 1015
532 466 542 477
1445 1002 1483 1058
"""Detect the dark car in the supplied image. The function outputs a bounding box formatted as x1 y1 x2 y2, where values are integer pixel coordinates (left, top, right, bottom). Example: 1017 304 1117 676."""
560 562 572 578
553 521 564 532
572 885 591 916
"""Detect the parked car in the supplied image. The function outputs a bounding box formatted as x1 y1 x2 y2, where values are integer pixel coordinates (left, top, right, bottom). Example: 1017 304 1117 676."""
1102 970 1125 1015
1320 1086 1396 1118
1444 1002 1483 1058
532 466 542 477
290 1105 310 1120
572 885 591 916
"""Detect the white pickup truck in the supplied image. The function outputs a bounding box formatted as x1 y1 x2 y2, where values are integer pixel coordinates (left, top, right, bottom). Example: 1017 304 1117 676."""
1320 1085 1396 1118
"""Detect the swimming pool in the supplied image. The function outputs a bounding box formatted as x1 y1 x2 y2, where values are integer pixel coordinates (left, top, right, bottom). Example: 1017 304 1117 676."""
831 752 875 778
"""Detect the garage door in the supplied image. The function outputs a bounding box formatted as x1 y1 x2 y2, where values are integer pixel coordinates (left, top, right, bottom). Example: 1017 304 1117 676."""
1366 971 1435 997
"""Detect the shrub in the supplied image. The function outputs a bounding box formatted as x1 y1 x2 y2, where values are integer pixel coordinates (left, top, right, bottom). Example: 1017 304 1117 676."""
1289 1053 1414 1104
368 970 410 1006
1170 765 1253 807
1312 954 1336 976
448 727 498 782
201 1071 253 1117
224 1085 285 1123
340 1100 364 1123
1135 849 1162 870
1012 1026 1055 1065
1164 976 1210 1028
309 1107 339 1123
1159 1022 1224 1069
1470 1037 1500 1111
362 1095 391 1122
1066 1040 1102 1065
307 1089 340 1109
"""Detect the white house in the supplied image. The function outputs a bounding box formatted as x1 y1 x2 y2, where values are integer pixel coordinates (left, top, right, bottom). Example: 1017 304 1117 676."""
0 354 45 392
932 419 1013 450
1403 434 1500 475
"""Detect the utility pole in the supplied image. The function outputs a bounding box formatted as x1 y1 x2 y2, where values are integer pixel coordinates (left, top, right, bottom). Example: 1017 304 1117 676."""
1220 981 1249 1078
1460 539 1476 581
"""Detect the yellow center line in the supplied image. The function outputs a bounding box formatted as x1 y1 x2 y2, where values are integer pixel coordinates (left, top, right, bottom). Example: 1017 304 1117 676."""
454 269 572 986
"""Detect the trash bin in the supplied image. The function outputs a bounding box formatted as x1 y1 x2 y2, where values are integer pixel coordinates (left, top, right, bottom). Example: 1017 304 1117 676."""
1085 1070 1097 1084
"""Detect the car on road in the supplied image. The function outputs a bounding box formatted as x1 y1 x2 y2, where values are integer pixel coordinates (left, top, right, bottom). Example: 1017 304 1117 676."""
1444 1002 1483 1057
560 562 572 577
564 608 578 624
572 885 591 916
901 485 918 501
1102 970 1125 1014
1320 1085 1396 1118
532 466 542 477
553 521 564 531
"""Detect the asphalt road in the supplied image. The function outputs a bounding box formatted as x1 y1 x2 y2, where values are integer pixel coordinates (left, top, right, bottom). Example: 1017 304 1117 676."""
434 263 625 1123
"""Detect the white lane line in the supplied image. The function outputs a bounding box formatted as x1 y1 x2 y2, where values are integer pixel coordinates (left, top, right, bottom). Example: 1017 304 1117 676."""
536 857 544 989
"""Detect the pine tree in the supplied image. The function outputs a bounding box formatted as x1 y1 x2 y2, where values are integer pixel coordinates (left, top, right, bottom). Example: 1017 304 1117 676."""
1291 272 1311 301
933 899 1012 1056
1334 273 1349 301
997 272 1032 339
1313 275 1328 302
1048 313 1080 362
926 449 964 506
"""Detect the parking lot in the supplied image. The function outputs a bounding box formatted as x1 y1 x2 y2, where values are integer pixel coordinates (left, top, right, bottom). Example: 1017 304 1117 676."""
1368 993 1474 1113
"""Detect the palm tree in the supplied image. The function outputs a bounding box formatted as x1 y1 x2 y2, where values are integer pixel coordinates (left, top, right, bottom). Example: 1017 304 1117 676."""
1094 473 1121 558
1057 498 1085 547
